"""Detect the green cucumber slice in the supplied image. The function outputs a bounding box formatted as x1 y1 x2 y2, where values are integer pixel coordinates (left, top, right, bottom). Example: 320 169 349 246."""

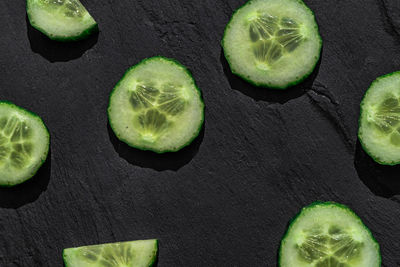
26 0 98 41
63 239 158 267
359 71 400 165
279 202 381 267
108 57 204 153
222 0 322 89
0 102 50 187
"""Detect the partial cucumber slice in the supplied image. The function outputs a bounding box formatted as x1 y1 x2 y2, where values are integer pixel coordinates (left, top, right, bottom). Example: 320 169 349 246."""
359 71 400 165
222 0 322 89
27 0 98 41
108 57 204 153
63 239 158 267
279 202 381 267
0 102 50 187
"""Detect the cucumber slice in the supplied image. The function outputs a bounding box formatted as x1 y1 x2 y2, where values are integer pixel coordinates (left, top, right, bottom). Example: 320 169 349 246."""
359 71 400 165
108 57 204 153
63 239 158 267
26 0 98 41
0 102 50 187
279 202 381 267
222 0 322 89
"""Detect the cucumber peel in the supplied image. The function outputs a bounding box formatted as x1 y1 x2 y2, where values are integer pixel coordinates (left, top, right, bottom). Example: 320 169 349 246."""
359 71 400 165
0 101 50 187
108 56 204 153
222 0 322 89
279 202 381 267
27 0 98 41
63 239 158 267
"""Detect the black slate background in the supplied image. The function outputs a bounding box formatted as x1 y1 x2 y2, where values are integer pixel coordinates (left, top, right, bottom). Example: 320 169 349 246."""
0 0 400 266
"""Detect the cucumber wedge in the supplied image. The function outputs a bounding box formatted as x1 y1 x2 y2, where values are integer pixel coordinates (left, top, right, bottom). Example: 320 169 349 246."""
222 0 322 89
108 57 204 153
27 0 98 41
359 71 400 165
63 239 158 267
279 202 381 267
0 102 50 187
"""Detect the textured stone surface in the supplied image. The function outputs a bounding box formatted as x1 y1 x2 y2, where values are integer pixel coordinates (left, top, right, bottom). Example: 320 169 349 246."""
0 0 399 266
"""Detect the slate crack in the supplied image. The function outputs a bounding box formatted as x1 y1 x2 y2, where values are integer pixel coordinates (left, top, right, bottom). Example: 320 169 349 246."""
390 196 400 204
307 83 353 153
309 82 339 105
376 0 400 42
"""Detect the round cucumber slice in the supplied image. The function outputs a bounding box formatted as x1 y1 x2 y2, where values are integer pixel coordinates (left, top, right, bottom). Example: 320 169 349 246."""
0 102 50 187
63 239 158 267
27 0 98 41
108 57 204 153
359 71 400 165
222 0 322 89
279 202 381 267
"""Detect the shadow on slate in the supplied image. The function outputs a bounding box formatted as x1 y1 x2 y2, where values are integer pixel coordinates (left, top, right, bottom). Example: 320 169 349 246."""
26 16 98 62
0 150 51 209
354 140 400 198
107 122 205 171
220 48 322 103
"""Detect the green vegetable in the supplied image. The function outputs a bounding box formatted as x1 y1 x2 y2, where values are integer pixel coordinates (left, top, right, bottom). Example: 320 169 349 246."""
0 102 50 187
108 57 204 153
222 0 322 89
63 239 158 267
279 202 381 267
359 71 400 165
27 0 98 41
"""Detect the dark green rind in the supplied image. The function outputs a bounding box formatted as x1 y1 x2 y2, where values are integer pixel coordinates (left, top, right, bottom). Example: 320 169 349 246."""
62 239 159 267
358 71 400 166
63 249 71 267
107 56 205 154
149 239 159 267
278 201 381 267
0 101 50 188
26 0 98 42
221 0 322 90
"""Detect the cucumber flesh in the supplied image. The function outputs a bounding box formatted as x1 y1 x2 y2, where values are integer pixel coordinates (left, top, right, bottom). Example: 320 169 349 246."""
0 102 50 187
279 202 381 267
359 71 400 165
63 239 158 267
27 0 98 41
222 0 322 89
108 57 204 153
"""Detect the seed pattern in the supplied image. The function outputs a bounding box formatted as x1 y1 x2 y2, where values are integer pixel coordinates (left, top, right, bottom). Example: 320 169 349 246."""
315 257 347 267
248 12 303 65
129 82 187 142
158 84 186 116
0 116 33 168
137 109 169 136
296 225 363 266
49 0 64 5
44 0 85 17
130 84 159 110
78 243 150 266
371 95 400 146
